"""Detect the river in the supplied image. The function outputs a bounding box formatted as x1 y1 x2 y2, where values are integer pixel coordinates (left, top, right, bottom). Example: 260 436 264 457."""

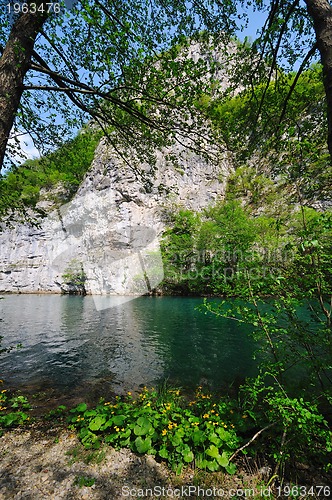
0 294 257 398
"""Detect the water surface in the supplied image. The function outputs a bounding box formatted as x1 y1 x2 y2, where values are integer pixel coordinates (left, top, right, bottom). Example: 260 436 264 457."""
0 295 257 396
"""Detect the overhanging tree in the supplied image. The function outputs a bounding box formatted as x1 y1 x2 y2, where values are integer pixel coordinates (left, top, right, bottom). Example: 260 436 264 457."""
0 0 237 171
2 0 332 171
235 0 332 162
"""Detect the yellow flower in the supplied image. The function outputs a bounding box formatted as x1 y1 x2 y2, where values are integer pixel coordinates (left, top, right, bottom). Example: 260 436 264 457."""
0 380 3 384
168 423 173 429
146 402 151 407
203 413 209 419
242 415 248 419
115 426 120 432
1 390 7 393
162 429 167 436
121 428 125 431
127 392 132 396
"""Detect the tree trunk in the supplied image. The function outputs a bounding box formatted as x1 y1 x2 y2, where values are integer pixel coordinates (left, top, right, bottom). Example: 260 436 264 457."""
0 5 48 170
305 0 332 161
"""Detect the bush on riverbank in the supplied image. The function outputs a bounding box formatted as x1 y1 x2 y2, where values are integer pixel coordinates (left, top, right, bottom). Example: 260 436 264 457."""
1 381 330 488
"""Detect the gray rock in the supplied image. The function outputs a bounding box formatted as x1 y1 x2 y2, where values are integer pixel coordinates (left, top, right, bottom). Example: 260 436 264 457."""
0 138 232 296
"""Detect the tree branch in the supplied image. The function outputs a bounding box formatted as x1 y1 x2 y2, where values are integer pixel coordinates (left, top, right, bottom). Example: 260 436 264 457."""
278 42 318 126
229 422 276 461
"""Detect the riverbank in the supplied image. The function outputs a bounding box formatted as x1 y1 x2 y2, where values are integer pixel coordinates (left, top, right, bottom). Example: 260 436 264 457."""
0 421 271 500
1 387 331 499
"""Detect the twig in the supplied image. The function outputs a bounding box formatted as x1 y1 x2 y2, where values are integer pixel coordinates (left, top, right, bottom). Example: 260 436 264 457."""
229 422 276 461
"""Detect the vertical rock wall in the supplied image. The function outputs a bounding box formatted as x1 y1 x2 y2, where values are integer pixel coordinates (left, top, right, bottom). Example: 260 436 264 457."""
0 139 232 294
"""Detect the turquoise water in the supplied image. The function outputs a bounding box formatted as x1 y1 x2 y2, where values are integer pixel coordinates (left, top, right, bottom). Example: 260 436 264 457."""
0 295 257 395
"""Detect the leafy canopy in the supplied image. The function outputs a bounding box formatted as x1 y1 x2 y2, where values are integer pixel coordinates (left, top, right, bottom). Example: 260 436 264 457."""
1 0 238 167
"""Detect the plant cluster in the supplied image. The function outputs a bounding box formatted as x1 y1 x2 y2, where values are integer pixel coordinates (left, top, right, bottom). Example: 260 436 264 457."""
161 200 332 298
0 382 31 435
67 382 331 479
0 129 101 222
68 386 242 475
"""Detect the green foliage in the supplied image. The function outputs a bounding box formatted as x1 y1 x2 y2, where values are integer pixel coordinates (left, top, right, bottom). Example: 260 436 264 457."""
210 64 325 156
2 0 237 172
0 385 32 435
62 259 87 288
200 64 331 198
0 130 101 220
68 386 241 475
67 382 331 476
239 374 332 472
74 475 96 488
200 203 332 475
161 199 293 296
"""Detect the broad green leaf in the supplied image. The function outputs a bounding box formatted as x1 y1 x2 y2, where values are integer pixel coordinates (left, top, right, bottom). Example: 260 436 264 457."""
217 451 229 467
206 445 221 460
135 436 152 454
74 403 87 413
183 449 194 463
225 463 237 475
89 415 106 431
207 459 219 471
159 447 169 459
113 415 125 426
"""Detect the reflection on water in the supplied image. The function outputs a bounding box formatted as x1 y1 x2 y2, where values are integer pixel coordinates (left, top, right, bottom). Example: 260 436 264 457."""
0 295 257 395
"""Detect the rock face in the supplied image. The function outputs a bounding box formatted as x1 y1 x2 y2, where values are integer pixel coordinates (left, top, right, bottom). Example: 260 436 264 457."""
0 139 232 298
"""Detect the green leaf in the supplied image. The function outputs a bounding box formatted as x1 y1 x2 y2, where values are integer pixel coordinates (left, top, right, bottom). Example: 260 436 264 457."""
89 415 106 431
113 415 125 426
134 416 153 436
206 445 221 460
207 459 219 471
171 434 182 447
135 436 152 454
217 451 229 467
182 449 194 463
74 403 87 413
225 463 237 475
84 410 97 417
159 447 169 459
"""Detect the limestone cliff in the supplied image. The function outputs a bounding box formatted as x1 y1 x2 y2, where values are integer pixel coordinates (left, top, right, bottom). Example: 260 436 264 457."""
0 138 232 298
